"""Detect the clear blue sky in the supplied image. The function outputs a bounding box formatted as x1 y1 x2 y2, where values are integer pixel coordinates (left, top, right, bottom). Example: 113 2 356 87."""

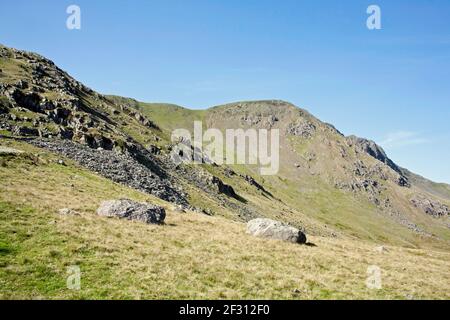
1 0 449 183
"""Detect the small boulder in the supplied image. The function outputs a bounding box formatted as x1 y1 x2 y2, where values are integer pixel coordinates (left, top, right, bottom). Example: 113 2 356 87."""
0 146 24 155
97 199 165 224
58 208 80 216
374 245 388 253
247 218 307 244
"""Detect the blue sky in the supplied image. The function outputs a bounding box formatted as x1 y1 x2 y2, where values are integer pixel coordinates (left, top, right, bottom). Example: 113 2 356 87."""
1 0 449 183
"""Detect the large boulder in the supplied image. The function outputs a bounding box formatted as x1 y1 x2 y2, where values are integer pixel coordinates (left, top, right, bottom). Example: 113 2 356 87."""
247 218 306 244
97 199 165 224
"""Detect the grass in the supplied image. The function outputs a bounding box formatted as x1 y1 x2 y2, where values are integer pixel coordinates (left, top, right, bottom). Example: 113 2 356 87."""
0 139 449 299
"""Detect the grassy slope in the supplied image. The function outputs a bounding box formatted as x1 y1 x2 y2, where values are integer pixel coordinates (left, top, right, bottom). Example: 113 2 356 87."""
1 139 450 300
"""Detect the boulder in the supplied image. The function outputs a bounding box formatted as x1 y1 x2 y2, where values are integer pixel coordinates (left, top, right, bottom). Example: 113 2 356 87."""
97 199 165 224
58 208 80 216
247 218 306 244
12 125 39 136
0 146 24 155
374 245 388 253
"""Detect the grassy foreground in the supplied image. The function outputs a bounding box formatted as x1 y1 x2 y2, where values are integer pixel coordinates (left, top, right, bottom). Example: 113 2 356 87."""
0 139 449 299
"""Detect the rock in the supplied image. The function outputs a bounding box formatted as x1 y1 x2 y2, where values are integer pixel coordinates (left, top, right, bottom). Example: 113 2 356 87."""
242 174 270 194
346 135 409 187
247 218 307 244
148 145 161 155
0 146 24 155
173 205 186 213
11 89 42 112
411 194 450 218
267 115 278 127
286 119 316 138
31 139 187 205
97 199 166 224
58 127 74 140
58 208 80 216
12 125 39 136
374 245 388 253
211 176 238 198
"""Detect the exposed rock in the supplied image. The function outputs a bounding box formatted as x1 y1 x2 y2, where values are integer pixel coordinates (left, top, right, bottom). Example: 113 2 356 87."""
210 175 239 199
0 146 24 155
58 127 74 140
223 167 236 177
247 218 307 244
411 195 450 218
287 119 316 138
374 245 388 253
347 135 409 188
148 145 161 155
242 174 270 195
12 125 39 136
266 115 278 127
58 208 80 216
97 199 165 224
11 89 42 112
31 139 187 205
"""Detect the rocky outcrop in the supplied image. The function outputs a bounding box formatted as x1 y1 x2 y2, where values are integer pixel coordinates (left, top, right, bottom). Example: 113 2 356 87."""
186 168 240 200
247 218 307 244
97 199 166 224
347 135 410 187
31 139 188 205
243 175 269 194
12 125 39 137
58 208 80 216
287 119 316 138
411 195 450 218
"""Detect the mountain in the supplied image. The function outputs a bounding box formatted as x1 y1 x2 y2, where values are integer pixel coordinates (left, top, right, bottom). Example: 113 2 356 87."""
1 44 450 299
1 43 449 244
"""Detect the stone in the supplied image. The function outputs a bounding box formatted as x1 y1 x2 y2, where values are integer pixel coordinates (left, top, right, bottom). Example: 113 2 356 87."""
411 195 450 218
0 146 24 155
247 218 307 244
31 139 187 205
58 208 80 216
97 199 166 224
374 245 388 253
286 119 316 138
12 125 39 136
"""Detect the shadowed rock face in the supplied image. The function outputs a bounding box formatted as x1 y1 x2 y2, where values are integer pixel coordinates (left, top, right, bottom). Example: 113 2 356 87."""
247 218 307 244
97 199 166 224
346 135 401 174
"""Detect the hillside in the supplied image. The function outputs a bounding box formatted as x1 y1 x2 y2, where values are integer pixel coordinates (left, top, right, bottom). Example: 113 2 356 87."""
1 139 449 299
1 44 450 299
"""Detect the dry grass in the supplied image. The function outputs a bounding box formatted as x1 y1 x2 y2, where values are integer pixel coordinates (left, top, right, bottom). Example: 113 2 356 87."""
1 139 449 300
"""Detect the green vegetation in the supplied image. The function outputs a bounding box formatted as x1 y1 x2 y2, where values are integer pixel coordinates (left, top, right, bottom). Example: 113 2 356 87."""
1 44 449 300
1 140 449 299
